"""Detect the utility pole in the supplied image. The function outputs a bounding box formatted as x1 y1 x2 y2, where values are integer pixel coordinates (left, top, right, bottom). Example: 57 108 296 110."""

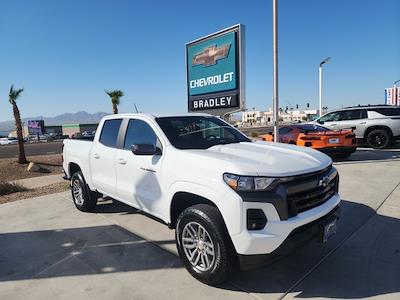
272 0 279 142
319 57 331 117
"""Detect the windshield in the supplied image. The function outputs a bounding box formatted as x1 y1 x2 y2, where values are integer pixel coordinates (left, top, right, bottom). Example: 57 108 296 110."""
296 124 329 132
156 116 250 150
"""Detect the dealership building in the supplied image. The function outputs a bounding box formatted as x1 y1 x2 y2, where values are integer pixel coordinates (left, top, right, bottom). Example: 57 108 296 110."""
241 108 319 126
8 121 99 138
60 123 98 137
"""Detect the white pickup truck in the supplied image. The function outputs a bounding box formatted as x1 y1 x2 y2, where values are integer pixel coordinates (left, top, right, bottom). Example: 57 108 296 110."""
63 113 341 284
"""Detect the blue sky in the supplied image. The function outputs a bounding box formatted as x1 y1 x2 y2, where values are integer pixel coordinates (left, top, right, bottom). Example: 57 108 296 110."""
1 0 399 122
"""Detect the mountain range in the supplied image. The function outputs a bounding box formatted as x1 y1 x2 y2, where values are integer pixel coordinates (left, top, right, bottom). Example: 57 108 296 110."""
0 111 109 131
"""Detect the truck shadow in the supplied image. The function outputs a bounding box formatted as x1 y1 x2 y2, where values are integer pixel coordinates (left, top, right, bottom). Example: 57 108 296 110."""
333 148 400 164
0 222 180 282
94 197 138 214
1 199 399 299
222 199 400 299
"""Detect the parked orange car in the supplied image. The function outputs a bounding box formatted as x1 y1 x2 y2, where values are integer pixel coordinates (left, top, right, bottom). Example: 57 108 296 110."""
261 124 357 158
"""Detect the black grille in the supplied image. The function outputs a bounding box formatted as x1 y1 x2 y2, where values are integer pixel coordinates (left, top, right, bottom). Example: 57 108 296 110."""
286 167 338 218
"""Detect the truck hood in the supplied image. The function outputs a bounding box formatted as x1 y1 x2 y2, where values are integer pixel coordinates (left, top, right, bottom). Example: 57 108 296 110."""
186 141 332 177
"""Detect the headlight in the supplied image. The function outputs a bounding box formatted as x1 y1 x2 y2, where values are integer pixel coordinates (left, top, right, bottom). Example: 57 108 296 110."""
223 173 279 191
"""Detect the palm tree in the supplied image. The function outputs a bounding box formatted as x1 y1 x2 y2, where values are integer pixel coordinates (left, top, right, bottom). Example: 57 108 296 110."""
8 85 27 164
105 90 124 114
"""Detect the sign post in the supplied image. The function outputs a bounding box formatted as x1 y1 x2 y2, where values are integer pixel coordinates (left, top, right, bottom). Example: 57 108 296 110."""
272 0 279 142
186 24 245 117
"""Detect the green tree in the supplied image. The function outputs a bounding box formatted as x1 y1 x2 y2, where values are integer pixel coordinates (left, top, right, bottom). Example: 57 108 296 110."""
105 90 124 114
8 85 27 164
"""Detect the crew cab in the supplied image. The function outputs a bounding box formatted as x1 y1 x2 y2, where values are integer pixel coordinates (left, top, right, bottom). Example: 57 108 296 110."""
63 113 341 284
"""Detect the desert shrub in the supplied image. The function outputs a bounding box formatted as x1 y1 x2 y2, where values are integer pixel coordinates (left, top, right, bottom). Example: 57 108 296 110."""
0 181 28 196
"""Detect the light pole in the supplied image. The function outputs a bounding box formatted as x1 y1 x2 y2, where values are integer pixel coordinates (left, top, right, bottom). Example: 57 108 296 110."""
319 57 331 117
394 80 400 87
272 0 279 142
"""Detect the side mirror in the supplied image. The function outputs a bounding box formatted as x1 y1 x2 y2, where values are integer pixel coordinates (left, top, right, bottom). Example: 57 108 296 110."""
317 119 324 124
131 144 162 156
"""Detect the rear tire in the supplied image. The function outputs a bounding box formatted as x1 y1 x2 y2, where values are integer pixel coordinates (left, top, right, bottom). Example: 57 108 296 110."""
176 204 236 285
366 129 390 149
70 171 98 212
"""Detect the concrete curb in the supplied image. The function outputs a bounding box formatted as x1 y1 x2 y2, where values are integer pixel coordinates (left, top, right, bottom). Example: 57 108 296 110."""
13 173 65 189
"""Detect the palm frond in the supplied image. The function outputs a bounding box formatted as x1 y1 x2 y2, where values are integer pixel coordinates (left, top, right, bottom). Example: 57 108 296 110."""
105 89 124 106
8 85 24 104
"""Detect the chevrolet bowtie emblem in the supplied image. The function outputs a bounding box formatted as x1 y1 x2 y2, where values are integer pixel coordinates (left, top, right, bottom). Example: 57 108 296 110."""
318 175 330 187
192 44 231 67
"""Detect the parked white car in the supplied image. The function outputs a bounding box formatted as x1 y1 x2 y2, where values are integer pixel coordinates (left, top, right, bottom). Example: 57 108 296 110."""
313 105 400 149
63 113 341 284
0 137 18 145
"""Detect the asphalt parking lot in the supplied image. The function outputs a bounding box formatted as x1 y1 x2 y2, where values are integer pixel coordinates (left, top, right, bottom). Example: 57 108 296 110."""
0 147 399 300
0 141 63 159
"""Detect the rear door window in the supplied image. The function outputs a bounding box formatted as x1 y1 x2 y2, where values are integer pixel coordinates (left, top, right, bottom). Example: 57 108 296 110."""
338 109 364 121
99 119 122 147
360 109 368 119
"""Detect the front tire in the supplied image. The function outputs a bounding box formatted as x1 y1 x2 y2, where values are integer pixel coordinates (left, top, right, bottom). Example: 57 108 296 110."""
70 171 98 212
176 204 235 285
366 129 390 149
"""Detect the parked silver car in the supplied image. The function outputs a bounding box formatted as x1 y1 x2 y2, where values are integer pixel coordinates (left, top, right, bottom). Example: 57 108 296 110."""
0 137 18 145
313 105 400 149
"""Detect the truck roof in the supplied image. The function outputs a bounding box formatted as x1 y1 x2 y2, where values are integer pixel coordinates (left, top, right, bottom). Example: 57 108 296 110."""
102 112 213 120
342 104 400 110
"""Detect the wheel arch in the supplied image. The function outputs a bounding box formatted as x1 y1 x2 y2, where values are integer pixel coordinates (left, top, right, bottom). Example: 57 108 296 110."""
169 192 219 229
364 125 393 139
166 181 243 236
68 162 81 177
66 159 94 190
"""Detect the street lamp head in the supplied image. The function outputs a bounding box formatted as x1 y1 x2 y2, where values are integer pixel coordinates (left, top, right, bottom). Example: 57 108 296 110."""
394 79 400 87
320 57 332 67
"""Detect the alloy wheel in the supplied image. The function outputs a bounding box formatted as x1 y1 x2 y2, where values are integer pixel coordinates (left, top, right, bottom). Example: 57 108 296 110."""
72 179 84 205
368 132 387 148
181 221 216 272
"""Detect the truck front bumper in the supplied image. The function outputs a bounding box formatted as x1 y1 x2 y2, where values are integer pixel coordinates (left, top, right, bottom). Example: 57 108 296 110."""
237 203 340 270
230 193 341 257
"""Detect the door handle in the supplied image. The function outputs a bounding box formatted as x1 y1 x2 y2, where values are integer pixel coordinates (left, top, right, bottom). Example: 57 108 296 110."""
93 153 100 159
140 167 156 173
117 158 127 165
359 122 366 124
330 124 337 126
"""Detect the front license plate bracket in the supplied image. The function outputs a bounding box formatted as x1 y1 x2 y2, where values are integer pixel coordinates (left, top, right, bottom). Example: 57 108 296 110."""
319 218 338 243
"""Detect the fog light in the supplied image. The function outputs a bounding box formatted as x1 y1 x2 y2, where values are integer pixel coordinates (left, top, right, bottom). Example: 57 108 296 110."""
247 209 267 230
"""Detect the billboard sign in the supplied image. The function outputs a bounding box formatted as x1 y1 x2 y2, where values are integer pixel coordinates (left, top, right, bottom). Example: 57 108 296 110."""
385 87 400 106
27 120 44 135
186 24 245 115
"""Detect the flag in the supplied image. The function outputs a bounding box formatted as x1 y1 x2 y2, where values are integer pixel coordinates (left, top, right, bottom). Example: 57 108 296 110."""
385 87 400 105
